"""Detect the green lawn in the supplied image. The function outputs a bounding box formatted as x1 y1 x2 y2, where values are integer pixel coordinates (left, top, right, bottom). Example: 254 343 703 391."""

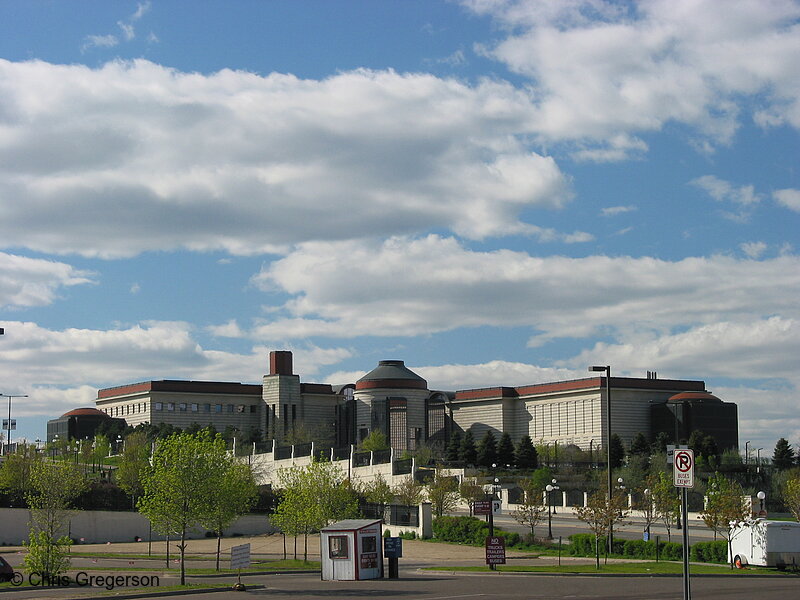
425 562 798 576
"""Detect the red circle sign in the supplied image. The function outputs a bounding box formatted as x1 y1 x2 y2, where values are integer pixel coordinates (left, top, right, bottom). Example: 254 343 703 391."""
675 450 693 472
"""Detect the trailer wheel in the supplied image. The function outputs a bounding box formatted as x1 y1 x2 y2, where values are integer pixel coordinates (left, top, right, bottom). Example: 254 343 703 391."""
734 555 745 569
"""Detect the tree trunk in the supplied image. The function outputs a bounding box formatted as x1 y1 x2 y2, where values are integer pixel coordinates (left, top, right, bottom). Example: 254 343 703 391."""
216 532 221 571
179 529 186 586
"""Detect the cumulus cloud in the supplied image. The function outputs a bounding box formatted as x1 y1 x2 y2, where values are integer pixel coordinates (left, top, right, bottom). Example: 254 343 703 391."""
600 205 637 217
0 59 575 258
740 241 767 259
464 0 800 152
773 188 800 212
0 253 95 308
0 321 352 414
250 235 800 346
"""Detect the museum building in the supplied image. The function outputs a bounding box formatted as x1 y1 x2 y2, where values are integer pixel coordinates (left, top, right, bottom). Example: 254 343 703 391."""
90 350 739 451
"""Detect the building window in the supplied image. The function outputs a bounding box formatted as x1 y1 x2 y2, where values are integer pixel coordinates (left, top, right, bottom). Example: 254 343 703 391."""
191 403 198 412
204 403 211 413
328 535 349 559
227 404 234 413
167 403 175 411
215 404 222 413
237 405 245 413
249 405 257 413
179 403 187 412
154 402 163 411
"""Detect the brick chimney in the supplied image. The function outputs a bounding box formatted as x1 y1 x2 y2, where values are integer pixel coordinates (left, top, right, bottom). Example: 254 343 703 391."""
269 350 293 376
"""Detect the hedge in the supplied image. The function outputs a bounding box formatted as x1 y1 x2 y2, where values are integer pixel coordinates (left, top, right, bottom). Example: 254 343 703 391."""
432 516 520 547
569 534 683 560
690 540 728 564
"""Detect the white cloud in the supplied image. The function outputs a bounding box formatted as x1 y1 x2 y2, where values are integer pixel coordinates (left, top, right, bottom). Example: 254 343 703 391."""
0 252 94 308
81 34 119 52
691 175 761 206
464 0 800 150
0 59 574 257
773 188 800 212
740 241 767 259
0 321 352 407
250 235 800 346
717 385 800 452
601 205 637 217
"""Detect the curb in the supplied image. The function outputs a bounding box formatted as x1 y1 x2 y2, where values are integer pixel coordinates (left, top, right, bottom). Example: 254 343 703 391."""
418 568 799 579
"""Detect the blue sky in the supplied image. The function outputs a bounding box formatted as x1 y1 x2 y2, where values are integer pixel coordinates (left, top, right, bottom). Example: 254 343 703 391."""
1 0 799 453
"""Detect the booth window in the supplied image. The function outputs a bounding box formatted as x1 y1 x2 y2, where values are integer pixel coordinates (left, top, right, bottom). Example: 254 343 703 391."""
328 536 349 559
361 536 376 553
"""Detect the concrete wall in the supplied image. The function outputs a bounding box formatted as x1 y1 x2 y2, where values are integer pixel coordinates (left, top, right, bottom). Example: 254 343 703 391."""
0 509 275 546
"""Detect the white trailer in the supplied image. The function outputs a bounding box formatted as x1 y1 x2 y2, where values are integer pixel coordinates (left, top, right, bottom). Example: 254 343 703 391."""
728 519 800 569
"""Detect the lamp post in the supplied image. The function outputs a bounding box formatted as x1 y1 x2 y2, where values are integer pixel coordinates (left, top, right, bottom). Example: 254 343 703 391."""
757 491 766 517
2 393 29 455
643 488 652 539
744 441 750 466
589 365 612 555
756 448 763 474
546 478 560 539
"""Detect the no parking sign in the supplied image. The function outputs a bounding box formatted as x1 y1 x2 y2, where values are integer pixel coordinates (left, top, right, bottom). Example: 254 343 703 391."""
673 449 694 488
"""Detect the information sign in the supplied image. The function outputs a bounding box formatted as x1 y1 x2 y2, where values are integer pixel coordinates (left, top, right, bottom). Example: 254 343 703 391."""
473 500 492 515
485 536 506 565
384 536 402 558
2 419 15 430
230 543 251 570
673 449 694 488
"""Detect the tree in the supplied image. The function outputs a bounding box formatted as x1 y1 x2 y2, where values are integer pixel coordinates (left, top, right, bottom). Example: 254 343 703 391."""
458 478 484 516
446 431 462 463
393 475 425 507
459 430 477 466
701 473 749 568
24 461 87 577
651 431 672 456
773 438 796 470
637 474 660 539
359 430 389 452
138 432 227 584
273 460 359 561
575 485 629 568
359 472 394 515
651 471 680 542
200 460 258 570
510 479 545 539
629 433 650 457
116 431 151 506
496 433 515 468
609 434 625 469
426 472 459 517
782 470 800 522
0 443 42 505
476 430 498 468
515 435 538 470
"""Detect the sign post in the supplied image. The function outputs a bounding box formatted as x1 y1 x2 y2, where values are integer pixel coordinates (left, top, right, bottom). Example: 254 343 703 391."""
230 543 251 591
384 537 402 579
485 536 506 566
673 449 694 600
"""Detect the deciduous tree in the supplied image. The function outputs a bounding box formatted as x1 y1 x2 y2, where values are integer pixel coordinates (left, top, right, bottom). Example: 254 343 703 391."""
701 472 749 568
426 472 459 517
511 479 545 539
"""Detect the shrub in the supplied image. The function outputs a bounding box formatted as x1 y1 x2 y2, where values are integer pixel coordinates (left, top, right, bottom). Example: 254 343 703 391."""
690 540 728 564
432 516 521 547
399 531 417 540
568 534 683 560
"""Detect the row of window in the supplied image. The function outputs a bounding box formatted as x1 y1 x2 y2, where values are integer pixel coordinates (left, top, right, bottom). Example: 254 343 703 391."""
104 403 258 416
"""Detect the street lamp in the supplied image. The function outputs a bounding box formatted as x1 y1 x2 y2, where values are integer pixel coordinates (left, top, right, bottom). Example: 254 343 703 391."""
745 441 750 466
545 478 560 539
2 393 29 455
643 488 652 538
757 491 766 517
756 448 763 473
589 364 613 555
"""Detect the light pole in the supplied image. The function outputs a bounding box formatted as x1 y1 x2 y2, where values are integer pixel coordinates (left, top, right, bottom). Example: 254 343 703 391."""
757 490 766 517
546 478 560 539
756 448 763 474
643 488 652 539
2 393 29 455
744 441 750 466
589 365 612 555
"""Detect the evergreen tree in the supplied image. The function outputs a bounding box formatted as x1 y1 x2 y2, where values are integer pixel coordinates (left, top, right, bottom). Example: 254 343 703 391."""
496 432 515 467
772 437 795 470
651 431 672 455
477 430 498 468
459 430 477 466
515 435 538 470
609 433 625 469
688 429 706 456
446 431 462 463
629 432 650 457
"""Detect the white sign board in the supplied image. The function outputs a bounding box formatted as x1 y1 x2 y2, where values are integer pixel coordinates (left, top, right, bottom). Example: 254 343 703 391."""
492 499 502 515
2 419 16 430
230 543 251 570
673 449 694 488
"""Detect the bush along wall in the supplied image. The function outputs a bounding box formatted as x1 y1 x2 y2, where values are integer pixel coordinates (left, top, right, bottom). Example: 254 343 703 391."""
568 534 684 560
690 540 729 564
432 516 520 547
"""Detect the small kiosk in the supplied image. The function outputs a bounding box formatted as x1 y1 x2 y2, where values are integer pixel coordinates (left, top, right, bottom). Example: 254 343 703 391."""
320 519 383 581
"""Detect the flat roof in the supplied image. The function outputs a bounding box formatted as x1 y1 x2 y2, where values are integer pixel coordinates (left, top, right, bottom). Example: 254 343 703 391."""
98 380 262 399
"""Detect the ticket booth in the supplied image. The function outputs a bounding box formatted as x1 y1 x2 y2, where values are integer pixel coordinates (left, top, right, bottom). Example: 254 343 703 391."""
320 519 383 581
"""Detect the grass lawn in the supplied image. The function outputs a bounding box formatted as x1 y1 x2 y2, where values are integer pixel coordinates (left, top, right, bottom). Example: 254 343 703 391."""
424 562 798 575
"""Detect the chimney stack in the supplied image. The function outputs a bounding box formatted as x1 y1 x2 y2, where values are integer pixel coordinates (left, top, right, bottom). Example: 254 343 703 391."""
269 351 293 376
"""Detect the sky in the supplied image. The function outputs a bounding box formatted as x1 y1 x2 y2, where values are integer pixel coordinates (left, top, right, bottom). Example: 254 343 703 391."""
0 0 798 454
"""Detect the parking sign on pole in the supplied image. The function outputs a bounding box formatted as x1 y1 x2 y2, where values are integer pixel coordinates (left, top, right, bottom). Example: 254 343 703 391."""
673 449 694 488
